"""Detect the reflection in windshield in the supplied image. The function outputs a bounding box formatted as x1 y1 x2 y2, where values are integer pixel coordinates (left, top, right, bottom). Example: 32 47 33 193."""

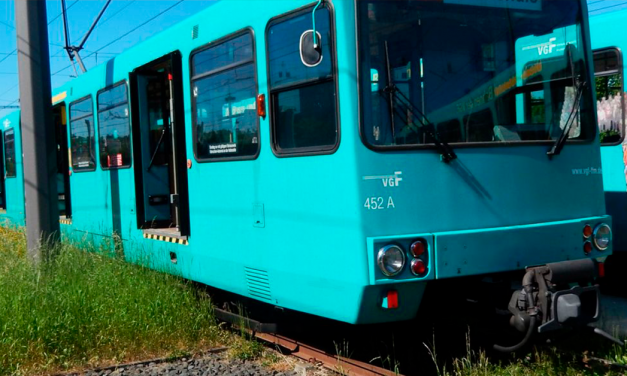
357 0 595 147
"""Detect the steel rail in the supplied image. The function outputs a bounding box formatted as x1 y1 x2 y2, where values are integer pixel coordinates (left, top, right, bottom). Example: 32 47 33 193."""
254 332 402 376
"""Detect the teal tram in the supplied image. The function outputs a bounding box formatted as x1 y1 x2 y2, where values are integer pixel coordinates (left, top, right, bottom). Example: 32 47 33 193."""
0 0 615 350
589 9 627 274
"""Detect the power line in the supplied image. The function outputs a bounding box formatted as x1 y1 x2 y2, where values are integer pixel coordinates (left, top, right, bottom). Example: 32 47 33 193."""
3 0 186 107
99 0 137 27
0 0 80 66
52 0 186 76
590 1 627 12
0 19 14 30
48 0 80 25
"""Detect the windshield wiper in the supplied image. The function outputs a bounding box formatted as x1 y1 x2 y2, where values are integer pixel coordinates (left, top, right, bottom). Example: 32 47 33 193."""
546 78 586 159
382 41 457 163
547 45 587 160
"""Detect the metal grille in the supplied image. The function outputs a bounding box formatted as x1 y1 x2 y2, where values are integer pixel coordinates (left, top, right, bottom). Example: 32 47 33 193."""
244 267 272 302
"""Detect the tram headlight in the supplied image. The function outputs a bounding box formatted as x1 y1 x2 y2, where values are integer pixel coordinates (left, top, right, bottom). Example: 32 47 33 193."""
593 224 612 251
377 245 406 277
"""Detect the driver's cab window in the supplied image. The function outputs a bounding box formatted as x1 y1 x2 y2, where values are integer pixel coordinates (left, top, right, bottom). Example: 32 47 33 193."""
593 48 624 145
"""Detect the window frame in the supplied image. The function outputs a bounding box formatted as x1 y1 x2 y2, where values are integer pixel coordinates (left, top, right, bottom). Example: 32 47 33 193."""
265 2 341 157
593 47 625 147
353 0 597 152
189 27 261 163
3 128 15 179
68 95 97 173
96 80 132 170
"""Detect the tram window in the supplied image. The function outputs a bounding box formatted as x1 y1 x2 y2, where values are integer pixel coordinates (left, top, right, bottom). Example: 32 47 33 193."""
97 83 131 169
529 91 546 124
69 96 96 171
191 31 259 161
594 49 624 145
267 5 338 154
3 129 15 178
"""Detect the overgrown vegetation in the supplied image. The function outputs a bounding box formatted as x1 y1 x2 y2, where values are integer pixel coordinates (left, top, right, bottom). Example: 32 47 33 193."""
0 227 220 375
427 332 627 376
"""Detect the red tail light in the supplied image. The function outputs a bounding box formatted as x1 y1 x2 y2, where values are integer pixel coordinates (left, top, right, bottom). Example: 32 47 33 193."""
583 224 593 239
598 262 605 278
411 259 426 276
584 241 593 255
410 240 425 257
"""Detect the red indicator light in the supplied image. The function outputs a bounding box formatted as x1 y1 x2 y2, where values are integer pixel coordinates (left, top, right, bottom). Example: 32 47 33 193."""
387 290 398 309
257 94 266 119
410 240 425 257
583 224 593 239
584 241 593 255
411 259 426 276
598 262 605 278
168 73 173 81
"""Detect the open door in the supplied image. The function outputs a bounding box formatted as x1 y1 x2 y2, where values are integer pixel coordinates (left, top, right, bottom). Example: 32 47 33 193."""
53 103 72 219
130 51 190 236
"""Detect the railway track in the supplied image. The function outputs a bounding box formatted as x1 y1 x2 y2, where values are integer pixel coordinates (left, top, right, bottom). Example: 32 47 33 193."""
255 332 401 376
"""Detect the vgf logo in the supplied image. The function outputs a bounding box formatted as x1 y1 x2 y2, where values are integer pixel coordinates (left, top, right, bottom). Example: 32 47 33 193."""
363 171 403 188
382 171 403 187
538 37 557 56
2 119 10 129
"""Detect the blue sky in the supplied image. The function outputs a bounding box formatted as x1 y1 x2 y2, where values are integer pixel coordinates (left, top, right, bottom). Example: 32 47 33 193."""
0 0 214 118
0 0 626 119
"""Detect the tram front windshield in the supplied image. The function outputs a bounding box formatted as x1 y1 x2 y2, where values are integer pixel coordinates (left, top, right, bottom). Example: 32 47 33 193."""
357 0 595 147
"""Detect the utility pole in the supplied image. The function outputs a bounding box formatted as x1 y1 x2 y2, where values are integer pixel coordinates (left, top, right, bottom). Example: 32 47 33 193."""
15 0 60 263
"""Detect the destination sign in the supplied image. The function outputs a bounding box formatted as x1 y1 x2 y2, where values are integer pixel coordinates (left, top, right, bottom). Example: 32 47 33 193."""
443 0 541 11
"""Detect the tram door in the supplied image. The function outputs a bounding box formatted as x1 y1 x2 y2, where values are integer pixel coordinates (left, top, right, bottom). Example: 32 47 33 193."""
0 130 5 211
130 51 190 235
53 104 71 219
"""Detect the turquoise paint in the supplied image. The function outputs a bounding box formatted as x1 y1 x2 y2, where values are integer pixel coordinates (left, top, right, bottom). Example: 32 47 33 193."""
0 0 609 325
590 9 627 251
434 216 611 279
0 111 24 227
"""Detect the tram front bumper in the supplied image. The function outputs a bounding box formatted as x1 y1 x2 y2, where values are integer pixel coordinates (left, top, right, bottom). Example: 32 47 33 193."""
434 216 612 279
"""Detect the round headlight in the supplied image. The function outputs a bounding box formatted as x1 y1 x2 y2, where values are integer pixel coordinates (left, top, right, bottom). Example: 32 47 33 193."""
593 223 612 251
377 245 406 277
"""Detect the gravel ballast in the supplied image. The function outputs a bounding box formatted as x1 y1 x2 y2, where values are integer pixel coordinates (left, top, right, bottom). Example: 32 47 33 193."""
79 352 299 376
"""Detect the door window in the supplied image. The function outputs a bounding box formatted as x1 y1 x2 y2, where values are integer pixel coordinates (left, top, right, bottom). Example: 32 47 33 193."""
4 129 15 178
267 6 338 155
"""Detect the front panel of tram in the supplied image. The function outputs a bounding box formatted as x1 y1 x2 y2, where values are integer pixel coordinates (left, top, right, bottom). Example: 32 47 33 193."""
355 0 618 349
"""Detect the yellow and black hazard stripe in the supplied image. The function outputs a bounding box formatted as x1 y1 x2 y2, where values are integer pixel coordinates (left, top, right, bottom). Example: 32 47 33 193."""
59 218 73 225
143 233 189 246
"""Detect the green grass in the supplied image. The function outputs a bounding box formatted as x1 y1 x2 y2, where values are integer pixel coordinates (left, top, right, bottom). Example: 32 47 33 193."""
0 227 220 375
428 332 627 376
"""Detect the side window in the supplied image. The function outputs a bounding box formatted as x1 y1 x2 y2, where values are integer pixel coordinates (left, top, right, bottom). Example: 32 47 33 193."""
267 5 338 155
97 83 132 169
594 49 624 145
69 96 96 171
4 129 15 178
191 31 259 161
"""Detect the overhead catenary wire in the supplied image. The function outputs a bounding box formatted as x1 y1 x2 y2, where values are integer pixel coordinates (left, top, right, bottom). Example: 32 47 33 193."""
0 1 80 66
51 0 186 77
590 1 627 13
2 0 186 112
